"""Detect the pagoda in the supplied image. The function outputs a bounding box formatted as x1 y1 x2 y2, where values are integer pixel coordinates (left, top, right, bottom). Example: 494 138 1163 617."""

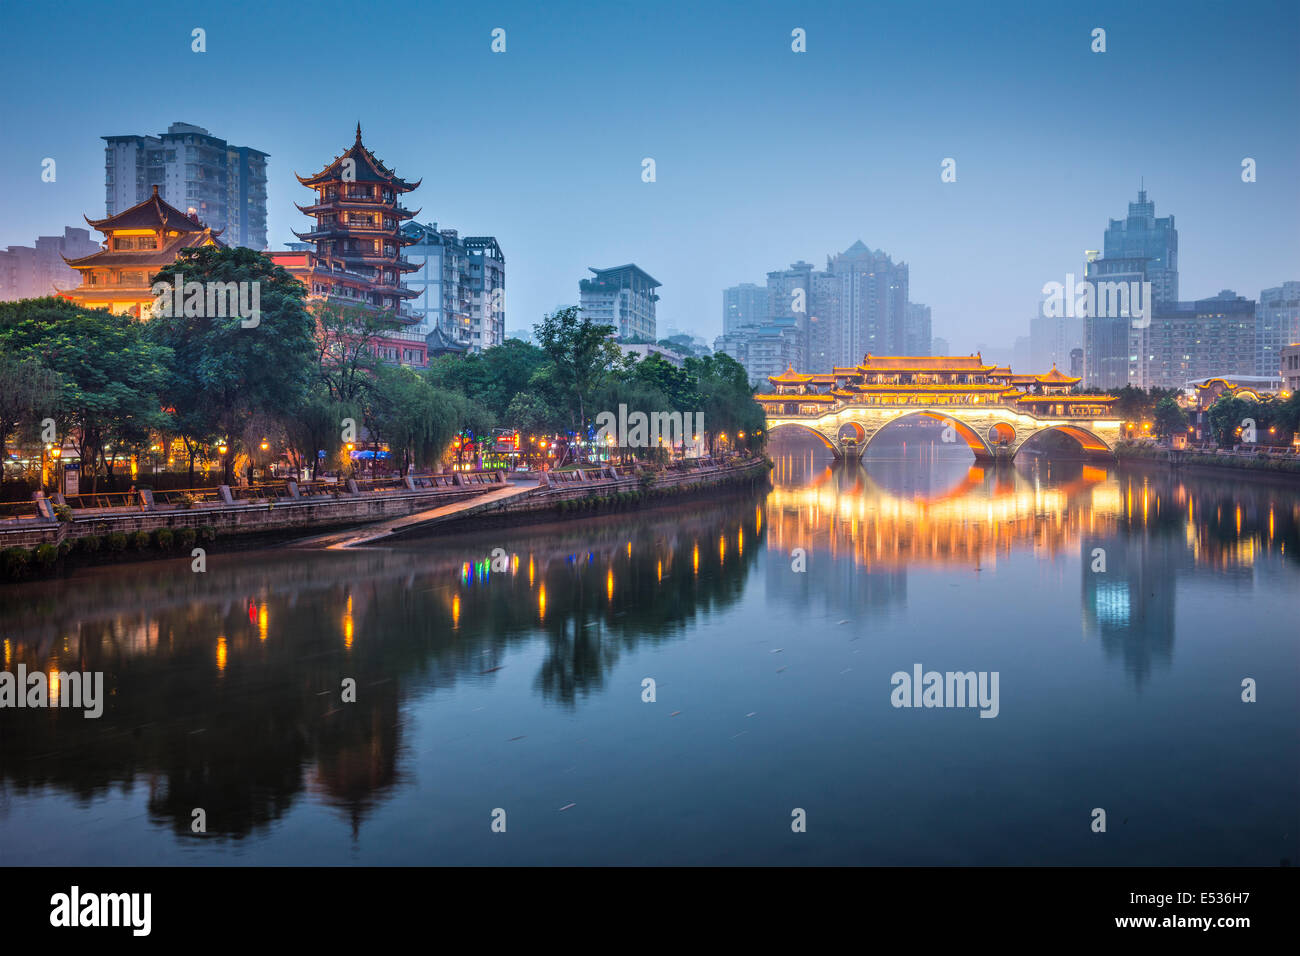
283 125 428 365
59 185 224 317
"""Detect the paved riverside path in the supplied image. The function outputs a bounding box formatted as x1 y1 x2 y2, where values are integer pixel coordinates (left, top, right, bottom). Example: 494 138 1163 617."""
288 481 536 550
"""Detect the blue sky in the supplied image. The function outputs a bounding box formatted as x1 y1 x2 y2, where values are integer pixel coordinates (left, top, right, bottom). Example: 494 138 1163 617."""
1 0 1296 351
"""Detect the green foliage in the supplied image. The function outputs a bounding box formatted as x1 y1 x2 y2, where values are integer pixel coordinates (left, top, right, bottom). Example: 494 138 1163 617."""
33 543 57 568
179 527 198 549
0 345 65 480
106 532 127 552
131 530 151 550
1153 396 1188 439
198 525 217 543
153 528 174 550
2 546 30 577
54 503 72 522
146 247 318 482
534 306 622 435
0 297 172 492
78 534 101 554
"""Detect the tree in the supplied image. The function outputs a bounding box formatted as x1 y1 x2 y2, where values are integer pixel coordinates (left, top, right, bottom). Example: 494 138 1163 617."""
534 307 621 439
0 346 64 483
146 247 318 484
283 386 360 479
686 353 765 456
0 298 171 492
1152 396 1188 440
367 365 466 474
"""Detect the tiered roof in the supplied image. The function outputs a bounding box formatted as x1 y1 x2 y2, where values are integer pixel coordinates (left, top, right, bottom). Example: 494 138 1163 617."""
296 124 422 191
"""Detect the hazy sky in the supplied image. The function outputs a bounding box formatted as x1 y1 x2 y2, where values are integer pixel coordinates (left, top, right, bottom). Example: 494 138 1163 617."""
2 0 1297 351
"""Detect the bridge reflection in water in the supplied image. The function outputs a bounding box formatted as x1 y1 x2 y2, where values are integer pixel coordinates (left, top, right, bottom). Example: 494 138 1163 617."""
0 440 1296 865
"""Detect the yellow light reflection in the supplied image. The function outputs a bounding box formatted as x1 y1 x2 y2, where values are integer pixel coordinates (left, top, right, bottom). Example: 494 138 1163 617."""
738 526 744 556
344 597 354 649
216 636 228 672
692 543 699 575
606 567 614 601
719 535 726 562
48 666 60 702
258 604 268 642
528 556 535 588
538 584 547 621
452 593 460 629
657 559 662 582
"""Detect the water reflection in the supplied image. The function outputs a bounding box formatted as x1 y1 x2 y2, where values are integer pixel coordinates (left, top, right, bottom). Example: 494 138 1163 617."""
1 449 1296 860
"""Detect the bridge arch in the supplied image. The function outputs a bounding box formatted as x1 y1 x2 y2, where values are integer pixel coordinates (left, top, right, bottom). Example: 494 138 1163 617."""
766 420 838 453
1018 424 1113 456
860 411 995 460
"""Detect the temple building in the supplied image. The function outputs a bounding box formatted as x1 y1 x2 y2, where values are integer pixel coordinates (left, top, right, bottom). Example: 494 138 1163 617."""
59 185 224 317
757 355 1117 418
276 125 428 367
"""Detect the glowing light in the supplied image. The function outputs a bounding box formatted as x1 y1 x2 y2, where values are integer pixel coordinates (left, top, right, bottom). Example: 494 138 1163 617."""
657 559 662 582
606 568 614 601
692 543 699 575
258 604 268 642
216 636 228 672
528 556 535 587
738 526 744 555
719 535 726 562
452 593 461 629
48 667 60 702
538 584 547 620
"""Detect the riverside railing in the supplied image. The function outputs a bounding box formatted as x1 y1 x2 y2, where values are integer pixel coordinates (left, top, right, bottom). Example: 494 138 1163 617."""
1 472 501 525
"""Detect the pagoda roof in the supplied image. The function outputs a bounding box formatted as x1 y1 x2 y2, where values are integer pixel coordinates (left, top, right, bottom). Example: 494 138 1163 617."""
84 185 212 234
426 325 468 355
1006 373 1040 385
856 354 994 372
296 125 421 190
1036 364 1081 385
769 365 814 384
987 366 1013 375
63 226 224 268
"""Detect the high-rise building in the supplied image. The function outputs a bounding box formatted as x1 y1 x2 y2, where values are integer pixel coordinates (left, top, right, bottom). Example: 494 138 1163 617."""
713 323 803 387
1101 187 1178 303
1144 291 1257 388
1280 344 1300 395
722 282 769 334
820 241 910 367
103 122 268 250
0 227 100 301
1030 312 1083 374
931 336 950 356
401 223 506 355
1256 281 1300 377
579 264 660 341
906 303 932 356
1082 187 1178 388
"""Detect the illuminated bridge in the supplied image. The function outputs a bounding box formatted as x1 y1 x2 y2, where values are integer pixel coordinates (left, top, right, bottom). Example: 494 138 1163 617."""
758 355 1122 461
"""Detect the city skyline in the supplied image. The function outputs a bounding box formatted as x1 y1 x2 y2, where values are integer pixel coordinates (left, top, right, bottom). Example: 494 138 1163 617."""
1 0 1296 351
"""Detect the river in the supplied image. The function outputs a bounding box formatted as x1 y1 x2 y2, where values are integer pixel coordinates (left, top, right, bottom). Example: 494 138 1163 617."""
1 438 1296 865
